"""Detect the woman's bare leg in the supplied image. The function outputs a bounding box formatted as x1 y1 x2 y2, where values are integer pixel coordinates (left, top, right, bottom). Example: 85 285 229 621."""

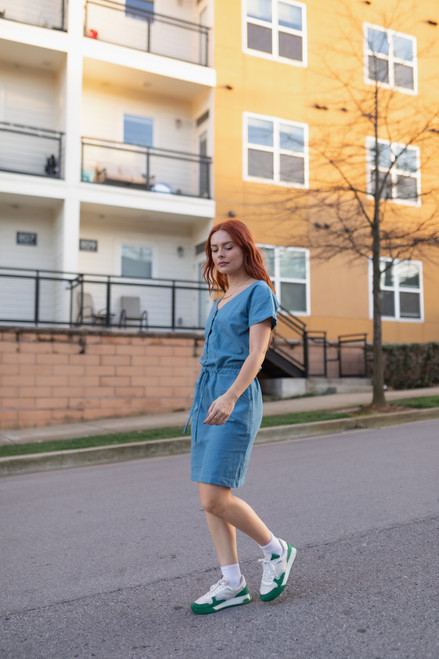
204 512 238 566
198 483 272 555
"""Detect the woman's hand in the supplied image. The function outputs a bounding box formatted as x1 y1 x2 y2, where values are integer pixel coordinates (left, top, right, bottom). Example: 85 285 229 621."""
204 392 237 425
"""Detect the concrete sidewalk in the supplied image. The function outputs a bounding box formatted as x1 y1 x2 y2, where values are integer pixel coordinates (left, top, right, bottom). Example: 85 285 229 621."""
1 385 439 446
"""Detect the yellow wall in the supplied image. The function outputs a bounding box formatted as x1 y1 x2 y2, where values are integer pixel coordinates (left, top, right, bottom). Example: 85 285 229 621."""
213 0 439 342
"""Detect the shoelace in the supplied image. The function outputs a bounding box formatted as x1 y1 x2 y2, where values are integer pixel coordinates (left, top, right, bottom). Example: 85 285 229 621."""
209 577 230 595
259 554 278 584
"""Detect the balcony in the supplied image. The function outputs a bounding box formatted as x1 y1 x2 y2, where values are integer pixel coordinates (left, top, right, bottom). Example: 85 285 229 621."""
0 267 211 331
84 0 210 66
0 0 67 31
81 137 211 199
0 122 64 179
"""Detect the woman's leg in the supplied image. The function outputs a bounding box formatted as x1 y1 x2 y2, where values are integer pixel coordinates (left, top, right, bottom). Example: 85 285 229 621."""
198 482 272 548
204 512 238 566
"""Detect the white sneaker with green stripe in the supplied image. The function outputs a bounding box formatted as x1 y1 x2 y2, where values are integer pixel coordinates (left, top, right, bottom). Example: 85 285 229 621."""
259 539 297 602
191 576 252 614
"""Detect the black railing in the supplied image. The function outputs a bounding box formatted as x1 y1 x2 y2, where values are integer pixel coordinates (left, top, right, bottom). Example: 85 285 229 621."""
81 137 211 199
0 122 64 179
84 0 210 66
0 0 67 31
0 267 210 331
338 334 369 377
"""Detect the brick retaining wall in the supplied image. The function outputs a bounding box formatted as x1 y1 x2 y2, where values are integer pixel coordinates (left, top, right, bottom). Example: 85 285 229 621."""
0 328 204 430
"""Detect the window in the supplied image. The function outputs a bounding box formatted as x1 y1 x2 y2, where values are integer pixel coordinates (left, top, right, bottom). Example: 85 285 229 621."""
121 245 153 278
124 114 153 148
244 0 306 65
126 0 154 21
364 24 417 93
259 245 309 314
367 137 420 204
370 259 423 321
245 113 308 187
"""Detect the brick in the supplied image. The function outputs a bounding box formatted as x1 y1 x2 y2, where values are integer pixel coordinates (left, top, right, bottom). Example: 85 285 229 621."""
0 331 17 341
0 342 17 353
18 365 50 376
144 386 171 397
114 387 145 397
115 345 139 355
145 346 173 357
100 355 131 366
53 343 82 354
50 410 84 423
17 410 52 428
99 398 131 409
0 365 19 376
0 410 19 429
91 345 117 355
87 366 115 377
115 366 146 377
2 398 36 409
20 387 52 398
105 336 132 345
2 353 36 364
84 387 115 398
36 354 69 365
0 386 19 397
4 376 36 387
35 398 69 409
160 356 188 367
69 355 100 366
56 387 84 398
71 376 99 387
36 376 69 387
19 342 53 354
52 365 85 376
100 377 130 388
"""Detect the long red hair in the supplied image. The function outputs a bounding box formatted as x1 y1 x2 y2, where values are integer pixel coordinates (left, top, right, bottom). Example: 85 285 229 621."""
202 220 275 295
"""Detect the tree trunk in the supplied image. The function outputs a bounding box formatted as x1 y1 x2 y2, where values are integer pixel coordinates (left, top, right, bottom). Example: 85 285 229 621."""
372 246 386 407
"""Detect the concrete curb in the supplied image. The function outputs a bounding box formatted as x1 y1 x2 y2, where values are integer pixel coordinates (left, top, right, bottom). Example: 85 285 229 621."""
1 407 439 477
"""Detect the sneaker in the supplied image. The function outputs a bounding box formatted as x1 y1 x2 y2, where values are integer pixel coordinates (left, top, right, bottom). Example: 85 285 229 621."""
191 576 252 615
259 539 297 602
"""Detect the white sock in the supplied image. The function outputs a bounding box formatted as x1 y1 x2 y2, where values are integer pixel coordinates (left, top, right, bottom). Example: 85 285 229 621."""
221 563 242 588
259 533 283 558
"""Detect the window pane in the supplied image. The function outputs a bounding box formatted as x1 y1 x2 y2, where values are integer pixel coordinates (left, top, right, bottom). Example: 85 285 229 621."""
279 250 306 279
374 170 393 199
381 290 395 317
280 154 305 184
247 23 273 53
400 292 420 318
280 123 304 152
248 149 274 178
377 142 392 168
278 32 302 61
260 247 275 275
280 282 307 312
248 117 273 146
393 34 413 62
394 63 414 89
398 262 420 288
126 0 154 20
247 0 272 22
121 246 152 278
278 2 302 30
381 263 394 287
394 146 417 173
368 28 389 55
124 115 153 147
368 55 389 82
396 175 417 201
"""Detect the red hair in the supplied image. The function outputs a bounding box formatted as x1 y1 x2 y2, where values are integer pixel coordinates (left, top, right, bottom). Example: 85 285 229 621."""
202 220 276 295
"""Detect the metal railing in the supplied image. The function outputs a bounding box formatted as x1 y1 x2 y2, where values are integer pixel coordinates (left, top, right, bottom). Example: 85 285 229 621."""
84 0 210 66
0 0 67 31
0 267 210 331
81 137 211 198
0 122 64 179
337 334 369 377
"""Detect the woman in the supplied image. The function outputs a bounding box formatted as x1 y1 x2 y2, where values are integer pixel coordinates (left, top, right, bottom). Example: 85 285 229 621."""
188 220 297 615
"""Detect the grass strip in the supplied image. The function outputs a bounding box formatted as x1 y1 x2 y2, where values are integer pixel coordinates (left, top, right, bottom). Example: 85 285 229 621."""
1 395 438 459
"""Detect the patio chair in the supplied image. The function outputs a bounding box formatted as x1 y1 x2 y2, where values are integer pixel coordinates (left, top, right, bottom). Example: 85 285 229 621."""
119 296 148 329
76 291 113 325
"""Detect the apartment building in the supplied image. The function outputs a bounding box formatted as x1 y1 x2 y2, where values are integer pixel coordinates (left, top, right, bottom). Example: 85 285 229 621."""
0 0 215 330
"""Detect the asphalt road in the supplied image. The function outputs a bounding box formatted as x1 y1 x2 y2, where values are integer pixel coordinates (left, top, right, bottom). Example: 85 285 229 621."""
1 420 438 659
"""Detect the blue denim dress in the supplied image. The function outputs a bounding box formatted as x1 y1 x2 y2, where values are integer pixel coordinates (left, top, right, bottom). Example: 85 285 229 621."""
188 281 279 488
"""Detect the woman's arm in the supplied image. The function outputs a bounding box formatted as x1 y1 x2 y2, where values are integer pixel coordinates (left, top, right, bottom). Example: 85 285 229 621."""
204 318 272 425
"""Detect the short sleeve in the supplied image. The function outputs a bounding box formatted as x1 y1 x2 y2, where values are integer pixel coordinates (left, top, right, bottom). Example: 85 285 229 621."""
248 282 279 330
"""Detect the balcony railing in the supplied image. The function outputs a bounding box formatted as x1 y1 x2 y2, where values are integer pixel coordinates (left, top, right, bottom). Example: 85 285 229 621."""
0 0 67 31
0 267 211 331
84 0 210 66
0 122 64 179
81 137 211 198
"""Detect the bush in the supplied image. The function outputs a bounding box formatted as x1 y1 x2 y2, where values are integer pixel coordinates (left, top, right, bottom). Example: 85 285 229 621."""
382 343 439 389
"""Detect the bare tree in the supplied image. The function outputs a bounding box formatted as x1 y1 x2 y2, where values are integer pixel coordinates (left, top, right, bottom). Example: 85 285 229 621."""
247 3 439 407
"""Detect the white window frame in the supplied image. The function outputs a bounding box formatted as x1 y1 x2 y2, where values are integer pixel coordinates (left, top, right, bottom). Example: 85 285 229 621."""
259 244 310 315
368 258 424 322
363 23 418 95
244 112 309 188
120 244 155 279
366 137 421 207
243 0 307 67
